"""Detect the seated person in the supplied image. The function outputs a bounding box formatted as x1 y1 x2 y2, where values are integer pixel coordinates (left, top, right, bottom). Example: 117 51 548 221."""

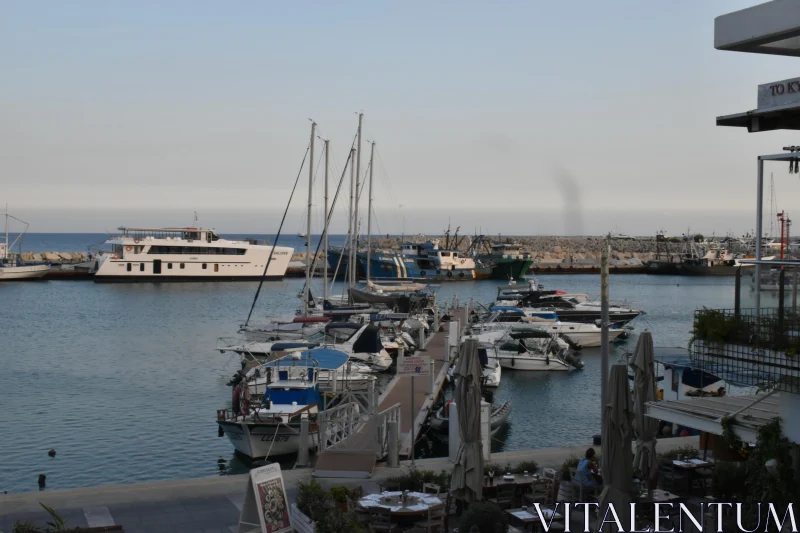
576 447 602 487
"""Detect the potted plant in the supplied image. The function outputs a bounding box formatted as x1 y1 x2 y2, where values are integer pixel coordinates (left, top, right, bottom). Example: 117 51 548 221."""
557 455 579 501
329 486 350 512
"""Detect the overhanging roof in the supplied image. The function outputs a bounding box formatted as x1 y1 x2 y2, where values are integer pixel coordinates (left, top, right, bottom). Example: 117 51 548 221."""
715 0 800 57
717 102 800 131
646 393 781 443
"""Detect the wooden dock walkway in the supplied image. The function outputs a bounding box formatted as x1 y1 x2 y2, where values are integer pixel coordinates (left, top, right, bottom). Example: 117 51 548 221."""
312 310 463 477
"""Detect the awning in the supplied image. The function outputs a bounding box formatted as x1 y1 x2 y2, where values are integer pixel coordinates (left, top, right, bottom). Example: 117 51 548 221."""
715 0 800 57
645 393 781 443
717 103 800 132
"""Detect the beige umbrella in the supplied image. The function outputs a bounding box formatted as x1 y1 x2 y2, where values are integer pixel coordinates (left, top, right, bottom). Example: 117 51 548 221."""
629 332 660 485
450 338 484 503
599 364 634 527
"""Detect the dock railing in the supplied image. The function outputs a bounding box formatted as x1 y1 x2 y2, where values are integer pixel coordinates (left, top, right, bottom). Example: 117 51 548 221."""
317 401 367 452
374 402 401 459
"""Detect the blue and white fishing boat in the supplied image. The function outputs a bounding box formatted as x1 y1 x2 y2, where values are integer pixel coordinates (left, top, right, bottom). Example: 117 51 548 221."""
218 348 366 460
328 240 494 281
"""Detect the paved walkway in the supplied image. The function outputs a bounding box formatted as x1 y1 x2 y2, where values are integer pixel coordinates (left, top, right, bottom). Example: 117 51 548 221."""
1 437 699 533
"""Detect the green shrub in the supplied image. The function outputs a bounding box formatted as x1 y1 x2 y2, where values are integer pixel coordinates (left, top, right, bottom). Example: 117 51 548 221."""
296 480 332 520
458 501 509 533
658 445 700 465
385 467 451 491
12 522 38 533
560 454 580 481
510 460 538 474
316 508 367 533
712 461 746 501
329 486 350 504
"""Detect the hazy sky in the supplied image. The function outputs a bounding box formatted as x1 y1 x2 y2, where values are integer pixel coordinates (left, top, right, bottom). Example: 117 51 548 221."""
2 1 800 235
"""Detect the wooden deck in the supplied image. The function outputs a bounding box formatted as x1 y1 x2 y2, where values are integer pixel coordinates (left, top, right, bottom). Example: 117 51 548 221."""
313 309 463 477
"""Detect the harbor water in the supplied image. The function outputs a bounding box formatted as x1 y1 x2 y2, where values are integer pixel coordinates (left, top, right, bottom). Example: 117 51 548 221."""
1 234 766 494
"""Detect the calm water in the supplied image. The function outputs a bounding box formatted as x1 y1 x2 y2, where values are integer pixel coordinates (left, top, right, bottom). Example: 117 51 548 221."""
1 234 763 494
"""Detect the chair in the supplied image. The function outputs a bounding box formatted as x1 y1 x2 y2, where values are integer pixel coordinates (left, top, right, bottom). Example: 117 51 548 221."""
523 479 554 505
347 496 371 525
414 506 446 533
570 467 600 502
422 482 441 495
489 482 516 509
370 507 399 532
658 463 688 494
542 468 557 480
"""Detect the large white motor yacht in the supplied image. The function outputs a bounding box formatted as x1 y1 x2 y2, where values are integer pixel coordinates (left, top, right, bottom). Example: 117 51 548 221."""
93 227 293 282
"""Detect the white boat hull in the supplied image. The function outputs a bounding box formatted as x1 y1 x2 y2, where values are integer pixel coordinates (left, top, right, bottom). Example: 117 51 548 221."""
218 420 316 459
498 353 570 371
0 264 50 280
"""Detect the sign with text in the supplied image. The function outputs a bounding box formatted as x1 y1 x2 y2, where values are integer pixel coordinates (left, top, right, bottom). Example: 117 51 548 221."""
758 76 800 109
398 355 431 376
238 463 292 533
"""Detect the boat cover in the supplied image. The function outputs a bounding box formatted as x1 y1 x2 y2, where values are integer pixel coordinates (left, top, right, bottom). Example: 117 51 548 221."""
265 348 349 370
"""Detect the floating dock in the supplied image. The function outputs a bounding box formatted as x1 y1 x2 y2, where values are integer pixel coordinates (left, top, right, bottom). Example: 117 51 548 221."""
312 309 463 478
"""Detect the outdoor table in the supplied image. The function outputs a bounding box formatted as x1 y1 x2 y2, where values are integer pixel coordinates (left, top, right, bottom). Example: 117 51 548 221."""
671 459 714 495
506 506 563 533
358 491 443 518
636 489 681 504
484 474 548 502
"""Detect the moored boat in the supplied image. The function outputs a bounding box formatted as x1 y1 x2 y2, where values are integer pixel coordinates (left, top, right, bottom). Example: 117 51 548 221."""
430 400 512 434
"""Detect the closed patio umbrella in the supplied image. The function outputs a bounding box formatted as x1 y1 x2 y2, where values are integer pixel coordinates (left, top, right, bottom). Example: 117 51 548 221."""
450 338 484 503
629 332 659 485
599 363 634 528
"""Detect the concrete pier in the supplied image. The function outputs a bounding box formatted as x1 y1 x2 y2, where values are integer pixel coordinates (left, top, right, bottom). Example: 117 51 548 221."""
0 437 699 533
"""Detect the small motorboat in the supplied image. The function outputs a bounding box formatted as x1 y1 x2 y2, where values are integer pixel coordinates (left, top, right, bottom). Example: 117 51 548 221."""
430 399 512 435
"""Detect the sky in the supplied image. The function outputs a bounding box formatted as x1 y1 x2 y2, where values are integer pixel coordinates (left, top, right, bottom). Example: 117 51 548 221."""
2 1 800 236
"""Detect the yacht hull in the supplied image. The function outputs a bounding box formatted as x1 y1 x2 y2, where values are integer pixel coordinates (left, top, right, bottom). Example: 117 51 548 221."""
498 354 570 371
0 264 51 280
95 274 283 282
328 249 492 281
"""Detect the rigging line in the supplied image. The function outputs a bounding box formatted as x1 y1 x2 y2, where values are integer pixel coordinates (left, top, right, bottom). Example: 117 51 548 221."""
243 142 310 328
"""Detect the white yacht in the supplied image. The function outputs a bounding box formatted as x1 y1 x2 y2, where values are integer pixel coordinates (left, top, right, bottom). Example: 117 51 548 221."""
93 227 293 282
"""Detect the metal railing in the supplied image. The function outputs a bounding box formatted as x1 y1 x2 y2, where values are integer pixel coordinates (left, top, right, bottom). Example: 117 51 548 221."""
691 307 800 394
317 401 367 452
375 402 401 459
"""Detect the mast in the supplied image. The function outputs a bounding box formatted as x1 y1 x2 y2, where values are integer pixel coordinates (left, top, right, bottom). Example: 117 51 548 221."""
305 121 316 317
323 139 330 303
348 148 356 298
366 141 375 283
4 205 8 261
352 112 363 291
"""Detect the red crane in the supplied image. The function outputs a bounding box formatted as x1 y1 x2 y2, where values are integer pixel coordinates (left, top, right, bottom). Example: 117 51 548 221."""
777 211 791 260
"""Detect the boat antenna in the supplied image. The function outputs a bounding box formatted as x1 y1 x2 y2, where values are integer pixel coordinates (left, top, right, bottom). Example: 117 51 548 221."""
243 141 311 328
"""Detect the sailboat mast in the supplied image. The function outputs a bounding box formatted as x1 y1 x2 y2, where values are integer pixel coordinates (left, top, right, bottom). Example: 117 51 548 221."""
4 205 8 261
323 139 330 303
305 121 316 317
352 112 363 290
348 148 356 296
366 141 375 283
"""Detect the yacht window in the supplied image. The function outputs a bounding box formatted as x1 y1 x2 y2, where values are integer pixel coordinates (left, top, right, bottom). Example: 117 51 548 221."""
180 263 185 269
202 263 207 270
168 263 173 269
453 253 458 257
126 263 131 272
441 251 450 257
214 264 219 272
139 263 144 272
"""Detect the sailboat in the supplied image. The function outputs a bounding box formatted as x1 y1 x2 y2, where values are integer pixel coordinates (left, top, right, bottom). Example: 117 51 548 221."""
0 210 50 280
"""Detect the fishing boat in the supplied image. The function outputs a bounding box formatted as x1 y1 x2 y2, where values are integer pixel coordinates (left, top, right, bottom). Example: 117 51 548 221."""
468 235 533 280
94 227 293 282
0 211 51 280
430 400 512 434
217 349 352 460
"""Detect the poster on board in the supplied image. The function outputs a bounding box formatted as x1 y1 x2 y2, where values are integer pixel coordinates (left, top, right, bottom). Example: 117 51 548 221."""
237 463 292 533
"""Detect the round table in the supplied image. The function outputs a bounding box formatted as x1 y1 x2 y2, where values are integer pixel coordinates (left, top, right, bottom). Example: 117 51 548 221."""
358 491 443 517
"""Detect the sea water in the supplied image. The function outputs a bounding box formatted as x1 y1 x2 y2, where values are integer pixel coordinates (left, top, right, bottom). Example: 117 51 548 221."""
0 234 755 493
